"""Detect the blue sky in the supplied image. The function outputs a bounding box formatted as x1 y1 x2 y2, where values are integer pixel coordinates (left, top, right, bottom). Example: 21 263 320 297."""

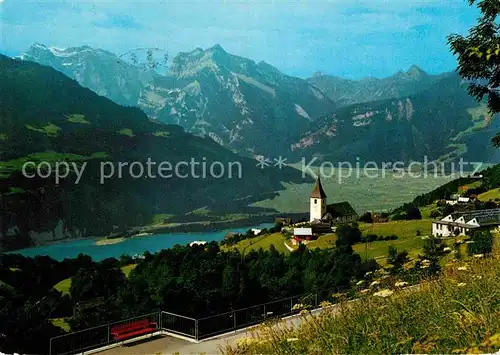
0 0 479 79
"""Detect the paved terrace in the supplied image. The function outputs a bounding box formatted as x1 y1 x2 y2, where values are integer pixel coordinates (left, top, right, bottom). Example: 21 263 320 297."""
95 299 349 355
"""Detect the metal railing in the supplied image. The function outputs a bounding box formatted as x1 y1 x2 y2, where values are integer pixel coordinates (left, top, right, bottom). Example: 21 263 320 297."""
47 283 389 355
49 312 161 355
160 311 197 338
195 285 350 340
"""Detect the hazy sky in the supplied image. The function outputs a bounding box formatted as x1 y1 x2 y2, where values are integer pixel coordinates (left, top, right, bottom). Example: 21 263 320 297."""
0 0 479 79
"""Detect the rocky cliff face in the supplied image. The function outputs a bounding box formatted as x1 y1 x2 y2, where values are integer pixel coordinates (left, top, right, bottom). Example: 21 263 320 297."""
293 74 499 164
20 43 157 107
20 44 336 157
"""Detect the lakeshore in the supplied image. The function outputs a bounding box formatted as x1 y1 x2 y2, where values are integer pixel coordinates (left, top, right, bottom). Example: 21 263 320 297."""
6 223 275 261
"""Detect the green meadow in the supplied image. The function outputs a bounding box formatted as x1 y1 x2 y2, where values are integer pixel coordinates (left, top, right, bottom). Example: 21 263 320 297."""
253 167 456 214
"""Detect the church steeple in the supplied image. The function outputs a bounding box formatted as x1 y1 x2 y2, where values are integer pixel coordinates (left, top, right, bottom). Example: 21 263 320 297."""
310 174 327 199
310 172 327 222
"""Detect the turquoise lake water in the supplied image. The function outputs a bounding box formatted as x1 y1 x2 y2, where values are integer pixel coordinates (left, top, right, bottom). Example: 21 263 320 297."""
8 223 274 261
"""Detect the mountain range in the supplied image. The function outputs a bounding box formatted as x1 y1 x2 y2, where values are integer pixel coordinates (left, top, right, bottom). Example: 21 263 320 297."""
19 43 499 164
307 66 451 106
20 43 336 157
293 74 500 164
0 54 309 251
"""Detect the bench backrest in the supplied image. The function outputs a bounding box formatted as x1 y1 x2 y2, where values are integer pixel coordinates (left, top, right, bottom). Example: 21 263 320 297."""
111 319 152 334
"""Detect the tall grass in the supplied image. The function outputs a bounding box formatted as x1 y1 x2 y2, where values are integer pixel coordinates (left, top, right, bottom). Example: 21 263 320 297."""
222 254 500 354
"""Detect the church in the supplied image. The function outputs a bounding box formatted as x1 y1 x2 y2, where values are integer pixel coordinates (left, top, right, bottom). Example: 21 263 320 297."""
309 175 358 225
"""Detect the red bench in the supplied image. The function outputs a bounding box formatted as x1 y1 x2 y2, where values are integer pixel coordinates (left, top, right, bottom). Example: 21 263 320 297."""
110 319 158 342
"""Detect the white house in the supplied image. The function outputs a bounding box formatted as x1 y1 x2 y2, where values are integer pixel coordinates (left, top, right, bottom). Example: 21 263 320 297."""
189 240 207 247
432 208 500 237
292 228 314 245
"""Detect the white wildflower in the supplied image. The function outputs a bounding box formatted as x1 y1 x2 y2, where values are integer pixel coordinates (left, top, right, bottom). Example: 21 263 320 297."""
443 247 452 252
457 266 467 271
365 271 373 276
369 281 380 287
473 254 484 258
394 281 408 287
373 289 394 298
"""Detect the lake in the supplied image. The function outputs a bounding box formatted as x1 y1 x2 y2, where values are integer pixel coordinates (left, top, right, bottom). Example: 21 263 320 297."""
7 223 274 261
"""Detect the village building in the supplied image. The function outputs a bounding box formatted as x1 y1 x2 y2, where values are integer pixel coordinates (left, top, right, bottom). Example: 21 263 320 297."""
309 175 358 225
432 208 500 237
291 227 313 245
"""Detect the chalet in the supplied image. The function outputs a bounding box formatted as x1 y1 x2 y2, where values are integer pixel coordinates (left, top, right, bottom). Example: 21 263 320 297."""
432 208 500 237
292 228 314 245
309 175 358 224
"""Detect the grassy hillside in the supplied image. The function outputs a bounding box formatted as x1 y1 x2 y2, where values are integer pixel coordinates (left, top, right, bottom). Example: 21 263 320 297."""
479 188 500 201
225 220 433 264
0 54 310 251
224 252 500 354
221 232 290 255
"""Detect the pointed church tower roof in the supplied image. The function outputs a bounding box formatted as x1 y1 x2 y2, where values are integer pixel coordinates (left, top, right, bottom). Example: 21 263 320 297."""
310 175 327 199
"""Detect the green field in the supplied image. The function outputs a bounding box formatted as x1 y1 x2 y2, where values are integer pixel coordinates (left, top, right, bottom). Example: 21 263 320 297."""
53 264 137 296
222 232 290 255
53 278 72 296
66 114 90 124
252 167 456 214
305 220 432 263
360 220 432 238
0 151 108 178
226 220 434 264
479 188 500 201
50 318 71 332
117 128 134 137
25 123 61 137
120 264 137 277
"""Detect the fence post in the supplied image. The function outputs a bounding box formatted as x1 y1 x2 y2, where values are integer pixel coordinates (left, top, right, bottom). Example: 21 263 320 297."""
49 337 52 355
290 297 293 315
195 319 199 341
263 304 266 320
107 325 110 345
159 311 162 330
315 293 318 307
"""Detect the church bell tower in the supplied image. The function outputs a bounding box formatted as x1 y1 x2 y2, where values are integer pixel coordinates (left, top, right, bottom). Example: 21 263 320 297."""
310 174 327 222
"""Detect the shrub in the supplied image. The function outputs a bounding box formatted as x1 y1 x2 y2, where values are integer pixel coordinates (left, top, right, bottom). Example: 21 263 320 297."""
336 224 362 246
430 210 441 218
467 230 494 256
359 212 373 223
406 205 422 220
